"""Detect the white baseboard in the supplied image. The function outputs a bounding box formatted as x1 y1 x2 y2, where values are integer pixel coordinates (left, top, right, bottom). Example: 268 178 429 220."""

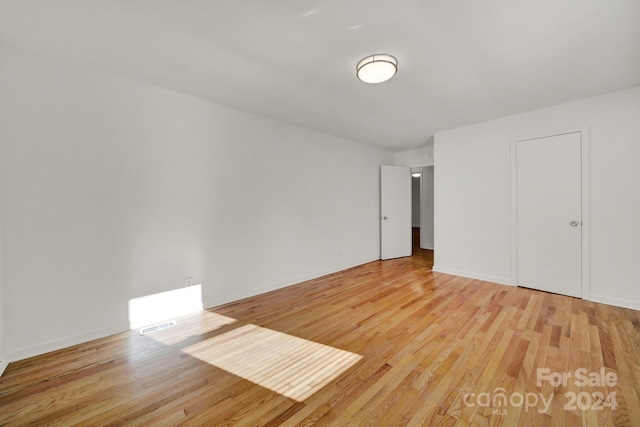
431 268 640 312
6 256 379 363
432 265 513 287
588 294 640 312
204 255 379 309
0 357 8 377
6 321 130 363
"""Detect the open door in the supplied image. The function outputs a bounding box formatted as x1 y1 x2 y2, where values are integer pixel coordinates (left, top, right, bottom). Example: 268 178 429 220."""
381 165 412 260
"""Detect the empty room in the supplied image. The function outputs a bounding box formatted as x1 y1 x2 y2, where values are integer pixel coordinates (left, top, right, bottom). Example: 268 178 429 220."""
1 1 639 426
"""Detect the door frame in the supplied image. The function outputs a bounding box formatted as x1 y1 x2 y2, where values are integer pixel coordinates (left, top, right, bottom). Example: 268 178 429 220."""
510 125 590 299
407 160 435 251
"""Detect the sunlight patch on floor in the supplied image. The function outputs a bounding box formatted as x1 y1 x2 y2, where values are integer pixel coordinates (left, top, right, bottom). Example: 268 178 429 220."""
182 324 362 401
146 311 237 346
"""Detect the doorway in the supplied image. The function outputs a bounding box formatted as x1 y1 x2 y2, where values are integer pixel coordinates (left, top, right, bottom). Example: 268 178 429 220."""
380 165 434 264
411 166 434 252
411 169 421 250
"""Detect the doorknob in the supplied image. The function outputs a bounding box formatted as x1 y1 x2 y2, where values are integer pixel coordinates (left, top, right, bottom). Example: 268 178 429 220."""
570 221 580 227
382 216 388 220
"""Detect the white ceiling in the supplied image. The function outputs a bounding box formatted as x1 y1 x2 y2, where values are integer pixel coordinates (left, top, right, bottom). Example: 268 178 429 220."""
1 0 639 151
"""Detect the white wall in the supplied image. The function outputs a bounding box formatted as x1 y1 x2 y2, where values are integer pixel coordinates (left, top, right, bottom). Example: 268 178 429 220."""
434 86 640 309
0 46 393 362
394 142 434 167
420 167 434 250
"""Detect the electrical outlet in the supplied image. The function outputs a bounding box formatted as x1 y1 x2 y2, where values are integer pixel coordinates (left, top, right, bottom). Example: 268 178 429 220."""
184 277 193 287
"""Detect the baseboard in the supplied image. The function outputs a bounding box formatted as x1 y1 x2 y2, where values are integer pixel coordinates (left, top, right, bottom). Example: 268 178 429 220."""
588 294 640 312
432 265 513 287
0 357 8 377
6 320 130 363
204 255 380 309
430 269 640 312
420 244 434 250
5 256 380 363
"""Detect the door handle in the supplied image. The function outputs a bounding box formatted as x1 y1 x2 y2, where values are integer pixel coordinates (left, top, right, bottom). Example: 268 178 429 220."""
382 216 388 220
570 221 580 227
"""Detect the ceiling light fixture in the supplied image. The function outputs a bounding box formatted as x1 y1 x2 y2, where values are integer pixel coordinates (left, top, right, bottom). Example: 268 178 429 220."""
356 54 397 84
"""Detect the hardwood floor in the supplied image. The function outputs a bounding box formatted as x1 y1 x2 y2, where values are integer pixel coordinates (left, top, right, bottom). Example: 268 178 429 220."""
1 243 639 426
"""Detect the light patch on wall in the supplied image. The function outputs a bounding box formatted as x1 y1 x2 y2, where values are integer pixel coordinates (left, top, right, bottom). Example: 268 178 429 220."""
129 285 204 330
182 324 362 401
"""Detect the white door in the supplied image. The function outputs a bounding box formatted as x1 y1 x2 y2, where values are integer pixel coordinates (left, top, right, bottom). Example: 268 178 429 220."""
381 165 412 260
516 132 582 298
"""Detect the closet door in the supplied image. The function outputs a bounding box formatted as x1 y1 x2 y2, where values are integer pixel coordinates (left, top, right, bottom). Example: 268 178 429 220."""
516 132 582 298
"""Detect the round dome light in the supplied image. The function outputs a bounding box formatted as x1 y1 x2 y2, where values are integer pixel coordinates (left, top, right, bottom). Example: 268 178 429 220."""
356 54 398 84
